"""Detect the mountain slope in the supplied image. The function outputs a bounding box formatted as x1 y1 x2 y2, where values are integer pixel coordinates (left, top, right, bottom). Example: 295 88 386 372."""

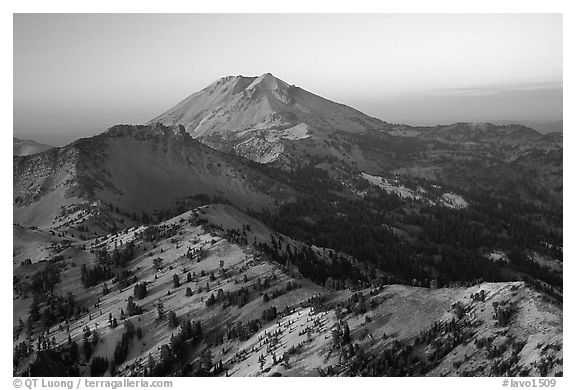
13 204 562 377
13 124 295 228
13 137 54 156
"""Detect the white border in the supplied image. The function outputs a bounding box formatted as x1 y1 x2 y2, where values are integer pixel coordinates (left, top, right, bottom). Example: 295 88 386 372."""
2 1 573 388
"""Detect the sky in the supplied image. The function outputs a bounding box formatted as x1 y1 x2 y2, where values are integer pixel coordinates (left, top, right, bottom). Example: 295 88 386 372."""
14 13 562 145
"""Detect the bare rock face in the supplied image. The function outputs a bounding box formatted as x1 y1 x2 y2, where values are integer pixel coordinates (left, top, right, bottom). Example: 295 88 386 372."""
234 136 285 164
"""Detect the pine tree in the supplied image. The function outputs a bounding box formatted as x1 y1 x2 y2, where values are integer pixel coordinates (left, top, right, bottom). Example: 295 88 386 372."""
342 322 351 344
168 311 178 328
29 296 40 322
70 341 79 362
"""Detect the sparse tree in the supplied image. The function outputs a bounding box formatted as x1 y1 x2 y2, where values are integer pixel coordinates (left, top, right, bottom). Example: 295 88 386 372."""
153 257 163 270
156 302 165 320
147 354 156 371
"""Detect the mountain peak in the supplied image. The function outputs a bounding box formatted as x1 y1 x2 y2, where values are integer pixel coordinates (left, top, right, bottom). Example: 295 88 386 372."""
197 73 290 98
246 73 290 91
149 72 383 142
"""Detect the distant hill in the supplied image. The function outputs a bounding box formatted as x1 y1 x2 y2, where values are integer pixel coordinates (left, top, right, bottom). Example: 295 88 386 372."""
530 120 563 134
13 136 53 156
491 120 563 134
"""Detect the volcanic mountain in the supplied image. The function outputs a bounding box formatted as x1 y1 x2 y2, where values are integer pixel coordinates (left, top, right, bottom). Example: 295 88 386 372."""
149 73 385 137
13 124 294 229
148 73 388 163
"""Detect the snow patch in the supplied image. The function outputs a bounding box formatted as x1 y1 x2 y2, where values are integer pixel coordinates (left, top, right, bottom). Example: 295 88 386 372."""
361 172 421 200
529 251 562 273
361 173 468 209
485 250 509 263
238 120 310 145
440 192 469 209
280 123 311 141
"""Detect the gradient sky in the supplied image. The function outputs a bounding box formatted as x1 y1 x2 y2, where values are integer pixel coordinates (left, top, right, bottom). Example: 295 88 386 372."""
14 13 562 145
